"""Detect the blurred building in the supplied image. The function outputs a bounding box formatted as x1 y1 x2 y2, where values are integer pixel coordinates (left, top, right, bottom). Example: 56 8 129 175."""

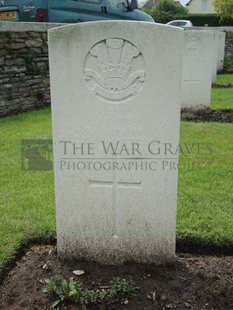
186 0 215 14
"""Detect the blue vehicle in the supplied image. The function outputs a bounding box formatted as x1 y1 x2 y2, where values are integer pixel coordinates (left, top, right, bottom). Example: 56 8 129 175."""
0 0 154 23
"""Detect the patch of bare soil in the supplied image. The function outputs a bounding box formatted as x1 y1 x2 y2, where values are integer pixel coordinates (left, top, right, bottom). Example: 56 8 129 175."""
181 109 233 123
213 84 233 88
0 245 232 310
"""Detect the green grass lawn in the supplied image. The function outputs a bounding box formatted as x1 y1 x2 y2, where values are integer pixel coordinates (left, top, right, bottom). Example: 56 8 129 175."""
0 109 55 269
211 88 233 110
210 74 233 110
178 122 233 245
0 108 233 270
215 74 233 85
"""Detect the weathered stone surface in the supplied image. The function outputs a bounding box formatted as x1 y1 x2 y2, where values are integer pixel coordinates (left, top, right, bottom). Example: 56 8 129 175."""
217 32 226 72
28 31 42 38
10 42 26 49
5 58 25 66
0 30 50 116
36 62 47 71
225 30 233 57
25 39 43 48
0 50 8 57
49 22 183 264
212 31 221 84
4 66 27 73
30 47 42 54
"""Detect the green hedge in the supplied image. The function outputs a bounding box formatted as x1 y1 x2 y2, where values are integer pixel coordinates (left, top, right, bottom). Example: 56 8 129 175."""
143 10 233 26
177 14 233 26
223 56 233 73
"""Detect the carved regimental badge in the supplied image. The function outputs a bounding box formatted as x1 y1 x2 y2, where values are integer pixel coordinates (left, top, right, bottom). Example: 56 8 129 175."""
185 36 202 55
84 38 145 103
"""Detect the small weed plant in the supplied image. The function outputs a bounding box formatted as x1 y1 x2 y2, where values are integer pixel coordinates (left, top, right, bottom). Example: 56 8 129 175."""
181 112 197 121
42 275 138 309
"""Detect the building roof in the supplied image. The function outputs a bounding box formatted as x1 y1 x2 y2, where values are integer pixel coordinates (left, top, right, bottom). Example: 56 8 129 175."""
142 0 160 9
186 0 192 6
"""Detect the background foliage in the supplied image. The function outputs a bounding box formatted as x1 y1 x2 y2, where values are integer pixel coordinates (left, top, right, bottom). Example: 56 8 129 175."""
214 0 233 20
143 0 188 23
143 0 233 25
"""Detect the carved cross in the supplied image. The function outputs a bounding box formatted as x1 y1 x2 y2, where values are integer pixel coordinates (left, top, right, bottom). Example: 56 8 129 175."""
184 70 200 104
89 178 142 237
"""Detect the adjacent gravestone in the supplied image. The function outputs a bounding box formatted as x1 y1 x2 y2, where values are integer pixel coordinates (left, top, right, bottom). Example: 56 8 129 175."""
49 21 183 264
212 31 221 84
217 31 226 72
182 30 214 109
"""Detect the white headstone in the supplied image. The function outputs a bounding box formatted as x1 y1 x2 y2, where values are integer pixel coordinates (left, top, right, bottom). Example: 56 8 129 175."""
212 31 221 84
217 31 226 72
49 21 183 264
182 30 214 110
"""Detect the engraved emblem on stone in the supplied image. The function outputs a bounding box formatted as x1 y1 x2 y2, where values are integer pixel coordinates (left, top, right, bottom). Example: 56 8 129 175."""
84 38 145 103
185 36 202 55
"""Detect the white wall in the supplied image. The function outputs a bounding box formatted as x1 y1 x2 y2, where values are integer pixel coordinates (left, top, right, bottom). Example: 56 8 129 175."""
187 0 215 14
